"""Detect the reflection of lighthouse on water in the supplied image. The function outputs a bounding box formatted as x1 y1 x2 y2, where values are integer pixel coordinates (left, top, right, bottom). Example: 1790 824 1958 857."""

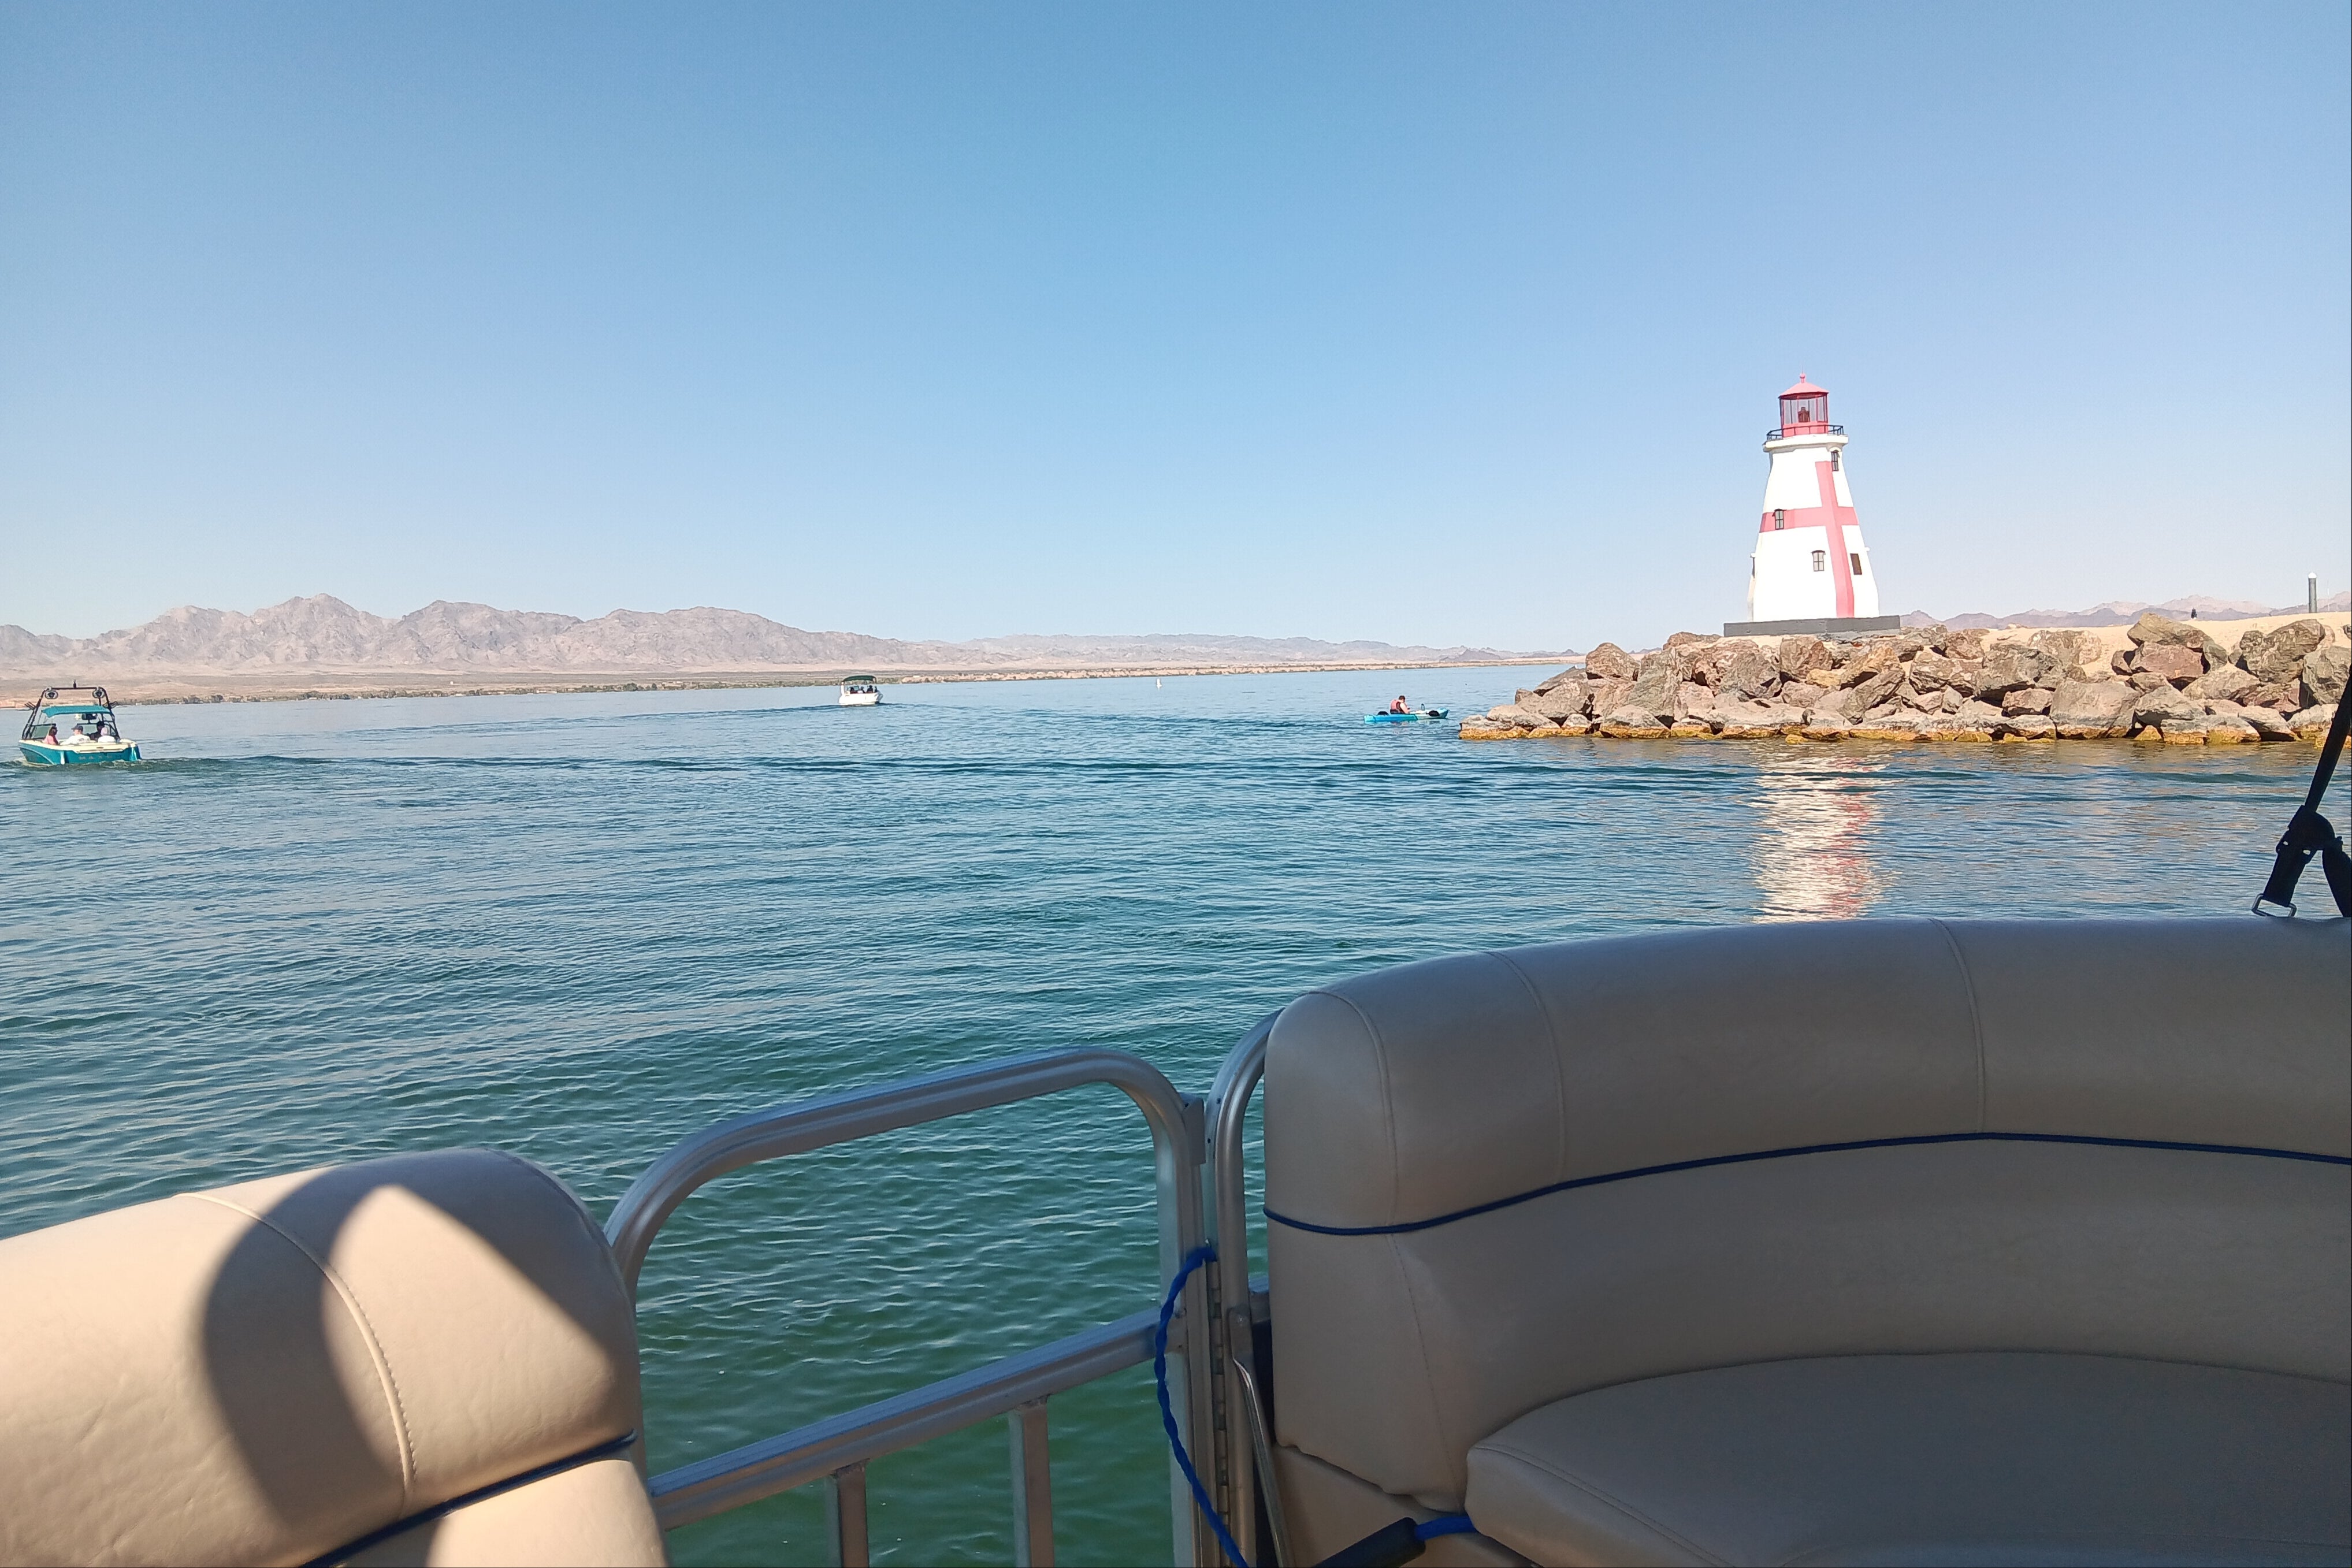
1751 757 1885 921
1727 376 1901 637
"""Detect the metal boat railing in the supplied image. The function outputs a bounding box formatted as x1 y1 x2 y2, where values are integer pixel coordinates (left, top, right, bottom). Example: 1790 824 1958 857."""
604 1047 1222 1567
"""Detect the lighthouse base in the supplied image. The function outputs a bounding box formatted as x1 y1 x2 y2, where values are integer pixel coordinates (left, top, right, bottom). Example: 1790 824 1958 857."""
1723 614 1903 638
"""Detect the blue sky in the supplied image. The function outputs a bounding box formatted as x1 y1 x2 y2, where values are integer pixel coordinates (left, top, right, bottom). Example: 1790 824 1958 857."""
2 2 2345 648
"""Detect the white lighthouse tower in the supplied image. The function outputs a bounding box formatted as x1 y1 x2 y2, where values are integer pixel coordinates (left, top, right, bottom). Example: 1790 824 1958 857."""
1726 376 1897 636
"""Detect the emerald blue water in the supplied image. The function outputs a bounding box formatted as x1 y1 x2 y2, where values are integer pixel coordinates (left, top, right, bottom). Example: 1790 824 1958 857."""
2 668 2337 1565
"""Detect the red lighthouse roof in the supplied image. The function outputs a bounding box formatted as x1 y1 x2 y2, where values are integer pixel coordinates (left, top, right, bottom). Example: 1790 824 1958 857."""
1780 374 1826 398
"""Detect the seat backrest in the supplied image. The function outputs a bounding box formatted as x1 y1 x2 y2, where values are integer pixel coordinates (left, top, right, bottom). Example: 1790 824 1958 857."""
1265 917 2352 1508
0 1148 661 1566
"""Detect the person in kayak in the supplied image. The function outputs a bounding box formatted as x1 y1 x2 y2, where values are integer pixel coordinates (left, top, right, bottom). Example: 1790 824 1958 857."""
1388 696 1411 714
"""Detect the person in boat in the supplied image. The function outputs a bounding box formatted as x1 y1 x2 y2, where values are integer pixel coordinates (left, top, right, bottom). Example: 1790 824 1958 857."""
1388 696 1411 714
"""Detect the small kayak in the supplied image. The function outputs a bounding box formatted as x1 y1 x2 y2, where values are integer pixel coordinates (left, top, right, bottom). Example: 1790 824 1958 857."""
1365 709 1449 723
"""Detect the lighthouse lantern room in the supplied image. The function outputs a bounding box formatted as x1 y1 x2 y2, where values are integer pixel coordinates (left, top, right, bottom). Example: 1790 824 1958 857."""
1725 375 1900 637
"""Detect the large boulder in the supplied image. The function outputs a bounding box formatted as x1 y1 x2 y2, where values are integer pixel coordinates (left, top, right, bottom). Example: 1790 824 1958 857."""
2000 715 2058 741
1972 645 2053 701
1953 700 2007 734
2241 681 2301 711
2030 627 2099 674
1583 642 1637 680
2236 619 2331 683
1663 631 1718 652
1715 699 1803 737
2002 686 2054 715
2289 705 2338 738
2302 645 2350 707
1849 667 1904 712
1945 627 1990 661
1597 705 1670 738
2051 678 2138 737
1623 661 1683 720
2127 612 2229 668
1692 640 1779 698
1907 651 1964 692
2134 644 2205 686
1584 677 1633 718
1532 667 1585 695
1833 641 1905 688
2237 705 2295 742
1521 687 1588 720
2134 686 2204 731
1675 681 1718 720
2183 664 2259 703
1485 704 1554 730
2205 715 2261 745
1777 635 1831 679
1807 686 1867 721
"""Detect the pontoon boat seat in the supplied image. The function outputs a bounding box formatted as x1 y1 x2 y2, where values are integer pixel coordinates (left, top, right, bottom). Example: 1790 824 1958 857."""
1264 917 2351 1566
0 1150 665 1568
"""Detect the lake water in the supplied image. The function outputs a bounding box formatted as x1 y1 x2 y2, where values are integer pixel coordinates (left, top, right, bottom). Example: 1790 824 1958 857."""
2 668 2338 1565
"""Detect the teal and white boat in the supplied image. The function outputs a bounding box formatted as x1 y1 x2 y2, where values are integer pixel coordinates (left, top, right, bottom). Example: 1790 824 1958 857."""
18 685 141 766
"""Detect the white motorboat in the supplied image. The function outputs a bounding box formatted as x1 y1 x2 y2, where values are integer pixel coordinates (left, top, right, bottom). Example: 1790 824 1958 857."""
839 674 882 706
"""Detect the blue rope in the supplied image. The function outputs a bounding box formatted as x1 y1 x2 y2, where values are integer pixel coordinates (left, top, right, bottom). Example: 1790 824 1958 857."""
1417 1514 1476 1540
1154 1243 1253 1568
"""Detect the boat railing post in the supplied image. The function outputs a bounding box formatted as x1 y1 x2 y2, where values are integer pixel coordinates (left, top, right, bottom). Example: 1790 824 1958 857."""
826 1461 870 1568
601 1047 1209 1562
1207 1012 1280 1568
1162 1090 1216 1567
1008 1398 1054 1568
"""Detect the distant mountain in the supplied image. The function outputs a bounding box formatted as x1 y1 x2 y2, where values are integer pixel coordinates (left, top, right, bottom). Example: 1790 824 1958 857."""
0 595 1550 676
1901 592 2350 631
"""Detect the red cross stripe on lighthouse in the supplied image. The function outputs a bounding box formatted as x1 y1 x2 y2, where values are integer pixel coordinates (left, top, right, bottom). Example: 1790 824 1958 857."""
1752 461 1859 618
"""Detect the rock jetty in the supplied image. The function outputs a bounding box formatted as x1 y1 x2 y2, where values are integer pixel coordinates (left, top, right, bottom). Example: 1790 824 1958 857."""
1462 614 2347 744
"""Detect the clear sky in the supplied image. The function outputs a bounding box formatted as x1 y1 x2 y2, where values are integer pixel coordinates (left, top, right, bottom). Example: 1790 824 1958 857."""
2 2 2346 649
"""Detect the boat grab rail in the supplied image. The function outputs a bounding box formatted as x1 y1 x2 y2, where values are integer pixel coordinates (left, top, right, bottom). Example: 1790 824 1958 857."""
603 1047 1221 1565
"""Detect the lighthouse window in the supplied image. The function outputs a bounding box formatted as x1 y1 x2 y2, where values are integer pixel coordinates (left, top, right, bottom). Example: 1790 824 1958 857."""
1851 552 1864 575
1831 450 1841 471
1811 551 1827 572
1773 509 1786 528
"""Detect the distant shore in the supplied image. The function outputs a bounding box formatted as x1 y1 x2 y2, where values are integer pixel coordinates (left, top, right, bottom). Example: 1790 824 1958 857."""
22 656 1570 707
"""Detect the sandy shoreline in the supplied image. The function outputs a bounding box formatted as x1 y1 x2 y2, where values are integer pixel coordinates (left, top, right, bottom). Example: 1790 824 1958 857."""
10 656 1570 707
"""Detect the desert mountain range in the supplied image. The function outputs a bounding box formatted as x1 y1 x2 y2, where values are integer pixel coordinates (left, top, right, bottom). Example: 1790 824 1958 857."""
1903 592 2350 631
0 595 1535 677
3 592 2342 687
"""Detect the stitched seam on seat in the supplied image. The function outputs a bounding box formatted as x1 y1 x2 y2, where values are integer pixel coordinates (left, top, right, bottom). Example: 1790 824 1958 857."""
1492 950 1570 1188
1477 1442 1730 1566
1385 1230 1461 1503
1262 1132 2347 1235
1311 987 1402 1229
1928 918 1988 1132
191 1193 418 1508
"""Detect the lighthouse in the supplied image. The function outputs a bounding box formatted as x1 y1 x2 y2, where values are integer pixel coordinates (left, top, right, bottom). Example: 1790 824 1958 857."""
1724 376 1900 637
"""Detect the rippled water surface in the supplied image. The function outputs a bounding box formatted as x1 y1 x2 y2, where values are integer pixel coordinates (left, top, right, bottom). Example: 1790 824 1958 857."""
2 669 2338 1564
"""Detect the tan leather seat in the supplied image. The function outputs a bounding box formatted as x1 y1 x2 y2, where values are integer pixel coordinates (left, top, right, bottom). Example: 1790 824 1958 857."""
1469 1354 2350 1566
1263 917 2351 1566
0 1149 666 1568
